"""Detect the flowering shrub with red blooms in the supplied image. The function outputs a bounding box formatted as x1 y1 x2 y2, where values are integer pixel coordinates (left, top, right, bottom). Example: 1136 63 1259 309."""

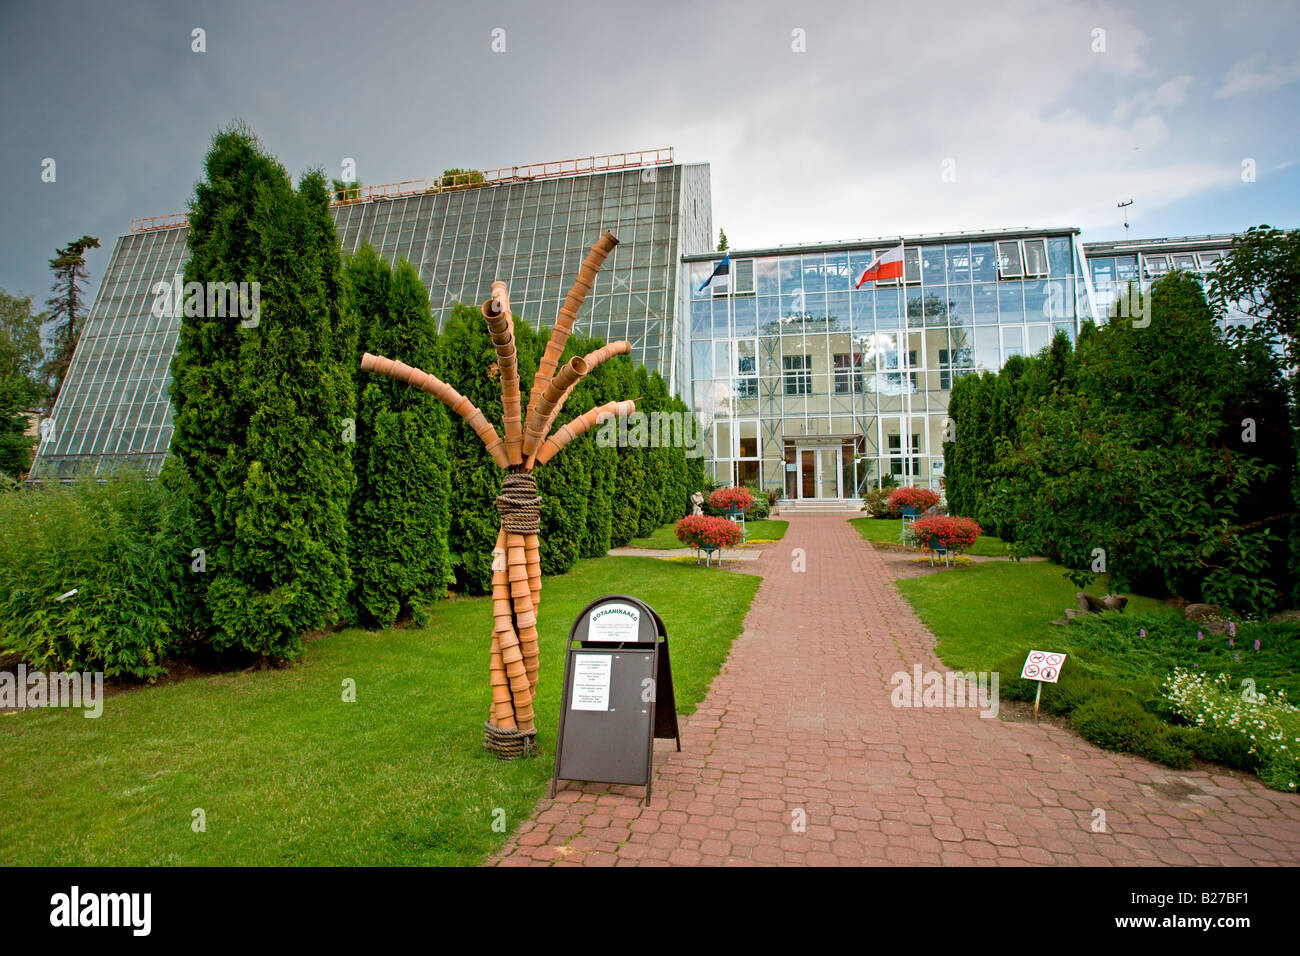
911 515 981 553
708 486 756 514
675 515 742 551
888 486 941 514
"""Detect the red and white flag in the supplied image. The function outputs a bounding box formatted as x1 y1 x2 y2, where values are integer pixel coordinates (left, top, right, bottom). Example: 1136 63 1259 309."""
855 243 904 288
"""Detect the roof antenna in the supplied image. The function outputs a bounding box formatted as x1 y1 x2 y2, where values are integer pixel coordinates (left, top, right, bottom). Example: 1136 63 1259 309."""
1117 199 1133 235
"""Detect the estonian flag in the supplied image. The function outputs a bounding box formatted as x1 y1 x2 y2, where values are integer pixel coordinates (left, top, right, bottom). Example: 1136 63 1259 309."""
700 254 731 292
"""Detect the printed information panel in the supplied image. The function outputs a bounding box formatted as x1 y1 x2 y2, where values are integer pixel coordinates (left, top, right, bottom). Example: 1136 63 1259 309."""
552 595 679 803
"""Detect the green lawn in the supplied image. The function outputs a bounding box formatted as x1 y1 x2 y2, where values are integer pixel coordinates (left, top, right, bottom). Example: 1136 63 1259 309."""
626 519 788 550
893 554 1300 789
895 558 1178 672
0 556 760 866
849 517 1010 557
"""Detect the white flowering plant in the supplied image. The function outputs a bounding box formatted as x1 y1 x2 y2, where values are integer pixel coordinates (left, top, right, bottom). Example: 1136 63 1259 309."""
1162 667 1300 792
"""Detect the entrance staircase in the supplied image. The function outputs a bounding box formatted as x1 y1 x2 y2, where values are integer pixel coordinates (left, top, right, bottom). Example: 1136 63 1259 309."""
775 498 864 516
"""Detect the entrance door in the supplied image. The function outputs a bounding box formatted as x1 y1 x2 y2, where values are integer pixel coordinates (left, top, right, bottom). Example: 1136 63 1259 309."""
797 445 844 500
817 447 841 499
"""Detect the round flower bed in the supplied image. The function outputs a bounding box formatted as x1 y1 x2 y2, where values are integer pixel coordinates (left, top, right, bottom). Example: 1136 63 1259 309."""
910 515 981 553
887 486 941 515
708 486 755 515
675 514 742 552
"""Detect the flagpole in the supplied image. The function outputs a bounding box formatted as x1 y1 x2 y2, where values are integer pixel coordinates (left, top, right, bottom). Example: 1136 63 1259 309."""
901 237 912 488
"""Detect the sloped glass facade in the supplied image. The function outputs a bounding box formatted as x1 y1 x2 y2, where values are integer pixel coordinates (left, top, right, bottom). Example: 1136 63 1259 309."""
32 163 712 478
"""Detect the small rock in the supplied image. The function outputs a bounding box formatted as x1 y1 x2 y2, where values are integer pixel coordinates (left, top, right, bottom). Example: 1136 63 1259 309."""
1185 603 1225 622
1268 610 1300 624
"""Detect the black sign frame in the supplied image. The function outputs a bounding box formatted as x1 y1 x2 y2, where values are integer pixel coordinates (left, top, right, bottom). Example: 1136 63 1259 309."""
551 595 680 804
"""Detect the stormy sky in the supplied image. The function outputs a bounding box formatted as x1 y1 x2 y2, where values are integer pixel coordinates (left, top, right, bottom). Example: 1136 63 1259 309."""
2 0 1297 305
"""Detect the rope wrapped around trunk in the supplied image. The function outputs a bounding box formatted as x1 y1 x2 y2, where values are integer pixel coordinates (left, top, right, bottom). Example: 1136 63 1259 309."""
495 471 540 535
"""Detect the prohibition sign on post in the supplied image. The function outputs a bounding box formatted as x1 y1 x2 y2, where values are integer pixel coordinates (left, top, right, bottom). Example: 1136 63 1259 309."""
1020 649 1067 719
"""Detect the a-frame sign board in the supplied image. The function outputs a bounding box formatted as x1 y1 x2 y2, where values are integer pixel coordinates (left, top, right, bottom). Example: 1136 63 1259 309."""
551 595 680 804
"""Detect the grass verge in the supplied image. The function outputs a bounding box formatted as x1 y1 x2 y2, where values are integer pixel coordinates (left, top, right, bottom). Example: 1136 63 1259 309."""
0 555 760 865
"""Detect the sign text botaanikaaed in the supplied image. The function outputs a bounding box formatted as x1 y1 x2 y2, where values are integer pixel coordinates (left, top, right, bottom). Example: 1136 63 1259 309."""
571 654 612 711
586 602 641 643
1020 650 1067 684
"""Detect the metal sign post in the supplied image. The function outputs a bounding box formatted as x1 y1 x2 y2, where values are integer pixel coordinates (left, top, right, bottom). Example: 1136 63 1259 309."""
551 595 680 804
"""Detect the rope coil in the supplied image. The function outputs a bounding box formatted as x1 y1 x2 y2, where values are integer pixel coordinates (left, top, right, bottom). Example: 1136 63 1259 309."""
495 472 540 535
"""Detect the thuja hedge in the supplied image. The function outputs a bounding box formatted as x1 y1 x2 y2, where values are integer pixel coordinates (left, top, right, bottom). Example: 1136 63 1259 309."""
2 126 708 672
0 307 707 674
945 273 1296 614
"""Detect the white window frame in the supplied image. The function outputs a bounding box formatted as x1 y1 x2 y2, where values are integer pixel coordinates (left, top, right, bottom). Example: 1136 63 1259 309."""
904 247 922 285
1142 254 1170 278
731 257 756 295
996 240 1024 279
1022 238 1049 277
1171 253 1197 272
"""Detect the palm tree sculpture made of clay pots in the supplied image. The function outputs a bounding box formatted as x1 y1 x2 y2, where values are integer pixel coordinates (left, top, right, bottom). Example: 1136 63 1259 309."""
360 231 636 759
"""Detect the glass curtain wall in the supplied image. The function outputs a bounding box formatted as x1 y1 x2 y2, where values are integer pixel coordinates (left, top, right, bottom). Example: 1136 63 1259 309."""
688 232 1083 497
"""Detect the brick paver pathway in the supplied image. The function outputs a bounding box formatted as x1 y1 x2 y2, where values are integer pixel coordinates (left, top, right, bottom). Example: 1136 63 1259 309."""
493 515 1300 866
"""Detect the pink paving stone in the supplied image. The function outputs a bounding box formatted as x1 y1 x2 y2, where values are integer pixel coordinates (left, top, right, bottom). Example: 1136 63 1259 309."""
490 516 1300 867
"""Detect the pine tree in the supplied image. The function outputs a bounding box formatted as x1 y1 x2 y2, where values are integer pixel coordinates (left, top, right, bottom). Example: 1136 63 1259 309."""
349 255 451 627
41 235 100 402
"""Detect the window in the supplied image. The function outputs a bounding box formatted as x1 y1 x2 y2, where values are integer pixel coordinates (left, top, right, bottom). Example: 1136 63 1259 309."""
833 353 862 393
996 241 1023 278
946 243 972 283
733 258 755 294
885 350 918 391
736 343 757 398
1022 239 1049 277
970 243 997 281
876 247 922 286
938 348 952 390
1172 253 1197 271
736 420 759 459
887 433 922 479
905 247 922 284
783 354 812 395
1197 250 1224 271
1143 254 1169 278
